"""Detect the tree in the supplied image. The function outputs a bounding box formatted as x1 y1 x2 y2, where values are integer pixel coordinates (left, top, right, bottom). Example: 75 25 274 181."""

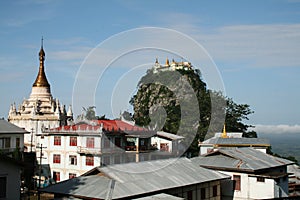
83 106 97 120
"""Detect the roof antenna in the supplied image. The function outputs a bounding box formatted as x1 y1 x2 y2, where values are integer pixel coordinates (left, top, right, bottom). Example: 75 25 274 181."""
41 36 44 49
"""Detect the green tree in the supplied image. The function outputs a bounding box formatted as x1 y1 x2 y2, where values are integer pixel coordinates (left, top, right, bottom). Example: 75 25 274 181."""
83 106 97 120
130 66 256 157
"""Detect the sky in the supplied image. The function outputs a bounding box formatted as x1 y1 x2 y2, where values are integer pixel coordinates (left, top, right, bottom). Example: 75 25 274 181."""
1 0 300 135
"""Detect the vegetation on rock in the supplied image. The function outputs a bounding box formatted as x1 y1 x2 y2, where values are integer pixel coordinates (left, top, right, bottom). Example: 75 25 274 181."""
130 67 256 156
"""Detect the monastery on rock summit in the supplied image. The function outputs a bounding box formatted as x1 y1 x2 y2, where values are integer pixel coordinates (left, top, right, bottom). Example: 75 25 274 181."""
7 41 73 151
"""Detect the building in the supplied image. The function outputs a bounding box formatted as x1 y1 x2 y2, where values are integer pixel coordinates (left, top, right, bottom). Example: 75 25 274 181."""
288 164 300 196
0 119 29 154
151 131 184 153
38 120 182 182
152 58 192 73
199 128 270 155
0 155 23 200
8 42 73 152
192 147 294 199
40 157 230 200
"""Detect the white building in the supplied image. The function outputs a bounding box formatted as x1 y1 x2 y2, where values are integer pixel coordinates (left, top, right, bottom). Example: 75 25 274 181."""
0 119 28 200
8 43 73 152
0 119 28 154
39 120 181 182
151 131 184 153
40 157 230 200
152 58 192 73
192 148 293 199
199 131 270 155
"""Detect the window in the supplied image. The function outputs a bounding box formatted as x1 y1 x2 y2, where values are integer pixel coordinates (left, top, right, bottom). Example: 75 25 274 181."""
70 136 77 146
233 175 241 191
187 190 192 200
86 137 94 148
54 136 61 146
0 138 10 149
69 155 77 165
53 154 61 164
201 188 206 199
69 173 76 179
213 185 218 197
257 177 265 182
53 171 60 182
86 155 94 166
115 137 121 148
0 177 6 198
16 138 20 148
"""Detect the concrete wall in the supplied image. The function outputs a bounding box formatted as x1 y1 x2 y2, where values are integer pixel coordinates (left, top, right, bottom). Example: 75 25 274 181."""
166 180 222 200
0 133 24 151
0 160 21 200
219 168 289 199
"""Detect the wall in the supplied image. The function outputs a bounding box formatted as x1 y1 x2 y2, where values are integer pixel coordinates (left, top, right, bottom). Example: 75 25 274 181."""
41 134 102 182
248 176 274 199
166 180 222 200
0 160 21 200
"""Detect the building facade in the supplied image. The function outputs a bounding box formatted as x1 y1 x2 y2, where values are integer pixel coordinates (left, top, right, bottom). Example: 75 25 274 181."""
0 119 28 154
192 148 293 199
199 132 270 155
8 44 73 152
41 157 230 200
152 58 193 73
39 120 181 182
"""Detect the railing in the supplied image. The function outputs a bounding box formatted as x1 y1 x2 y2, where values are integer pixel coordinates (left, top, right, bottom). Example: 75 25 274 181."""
77 146 101 155
77 146 126 155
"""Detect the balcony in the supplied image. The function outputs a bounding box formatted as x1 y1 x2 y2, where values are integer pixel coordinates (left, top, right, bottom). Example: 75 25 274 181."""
77 146 101 155
77 146 125 155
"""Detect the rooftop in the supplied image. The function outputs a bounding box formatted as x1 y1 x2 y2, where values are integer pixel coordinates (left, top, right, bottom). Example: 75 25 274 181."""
0 119 29 134
202 137 270 146
41 157 230 199
192 147 293 172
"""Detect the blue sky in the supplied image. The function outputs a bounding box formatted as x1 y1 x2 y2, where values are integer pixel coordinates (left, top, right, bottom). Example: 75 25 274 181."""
1 0 300 134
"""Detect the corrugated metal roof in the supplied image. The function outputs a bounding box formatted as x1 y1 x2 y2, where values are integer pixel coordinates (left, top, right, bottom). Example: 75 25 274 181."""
0 119 29 134
133 193 184 200
156 131 184 140
192 147 294 172
41 157 230 199
202 137 270 146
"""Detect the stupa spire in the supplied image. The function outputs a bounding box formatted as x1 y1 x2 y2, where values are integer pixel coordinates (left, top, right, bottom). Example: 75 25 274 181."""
33 38 50 87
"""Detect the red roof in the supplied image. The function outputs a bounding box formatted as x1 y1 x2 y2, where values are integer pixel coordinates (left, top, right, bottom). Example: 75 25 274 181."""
96 120 146 132
50 120 146 132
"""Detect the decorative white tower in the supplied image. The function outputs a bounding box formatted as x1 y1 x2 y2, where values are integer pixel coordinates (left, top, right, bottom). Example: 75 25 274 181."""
8 39 73 151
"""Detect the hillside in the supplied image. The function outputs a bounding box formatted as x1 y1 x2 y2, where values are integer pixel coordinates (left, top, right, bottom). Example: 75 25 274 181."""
130 65 256 156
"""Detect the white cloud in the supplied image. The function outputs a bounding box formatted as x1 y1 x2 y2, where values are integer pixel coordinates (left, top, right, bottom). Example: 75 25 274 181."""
159 12 300 68
252 124 300 134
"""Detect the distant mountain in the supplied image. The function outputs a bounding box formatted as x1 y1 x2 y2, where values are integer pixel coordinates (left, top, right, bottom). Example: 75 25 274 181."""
259 133 300 164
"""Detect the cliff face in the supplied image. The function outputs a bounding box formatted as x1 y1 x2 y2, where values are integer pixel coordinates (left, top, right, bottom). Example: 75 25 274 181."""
130 68 215 153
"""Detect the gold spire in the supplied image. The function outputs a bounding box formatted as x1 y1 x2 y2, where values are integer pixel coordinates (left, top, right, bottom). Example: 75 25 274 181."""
165 57 169 66
33 38 50 87
221 124 228 138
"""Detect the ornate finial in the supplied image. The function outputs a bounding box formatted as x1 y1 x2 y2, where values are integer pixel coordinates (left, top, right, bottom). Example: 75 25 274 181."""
41 36 43 49
33 39 50 87
221 124 228 138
